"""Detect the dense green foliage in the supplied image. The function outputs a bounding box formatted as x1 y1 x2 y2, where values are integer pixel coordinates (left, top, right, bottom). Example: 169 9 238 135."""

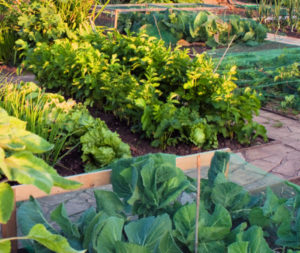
118 10 267 47
1 0 267 149
18 152 300 252
0 81 131 171
18 25 267 149
0 0 94 65
0 21 19 65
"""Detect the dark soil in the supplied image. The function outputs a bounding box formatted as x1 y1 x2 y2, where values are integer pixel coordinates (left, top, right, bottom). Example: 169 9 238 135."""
54 148 85 176
92 110 268 157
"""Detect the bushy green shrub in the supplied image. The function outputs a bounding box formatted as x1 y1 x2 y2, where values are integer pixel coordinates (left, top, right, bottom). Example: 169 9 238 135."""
18 26 267 149
0 22 19 65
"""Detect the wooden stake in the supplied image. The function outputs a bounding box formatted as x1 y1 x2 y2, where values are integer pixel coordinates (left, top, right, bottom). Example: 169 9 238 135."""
225 161 230 179
114 10 119 29
195 155 201 253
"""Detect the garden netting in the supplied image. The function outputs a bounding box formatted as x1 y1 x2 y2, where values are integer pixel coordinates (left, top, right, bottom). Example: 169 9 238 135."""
184 152 297 198
95 3 229 29
212 45 300 110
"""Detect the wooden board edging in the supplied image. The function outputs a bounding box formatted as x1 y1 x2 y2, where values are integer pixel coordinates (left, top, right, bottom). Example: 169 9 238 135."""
12 148 230 202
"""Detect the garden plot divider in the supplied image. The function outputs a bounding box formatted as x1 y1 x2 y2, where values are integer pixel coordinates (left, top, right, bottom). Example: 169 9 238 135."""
1 148 230 252
94 3 228 28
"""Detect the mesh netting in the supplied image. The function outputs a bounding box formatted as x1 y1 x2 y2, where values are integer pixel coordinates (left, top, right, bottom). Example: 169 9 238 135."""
95 3 229 29
184 152 297 198
213 45 300 110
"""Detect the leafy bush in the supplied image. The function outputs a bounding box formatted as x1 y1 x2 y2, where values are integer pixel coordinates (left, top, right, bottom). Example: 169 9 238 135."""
0 81 131 171
118 10 267 47
0 0 95 64
18 26 267 149
18 152 300 252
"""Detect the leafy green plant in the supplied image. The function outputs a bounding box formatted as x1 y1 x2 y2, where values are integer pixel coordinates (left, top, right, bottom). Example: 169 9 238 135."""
107 153 193 217
80 120 131 171
18 196 180 252
118 10 267 47
0 81 131 171
18 25 267 150
0 106 82 252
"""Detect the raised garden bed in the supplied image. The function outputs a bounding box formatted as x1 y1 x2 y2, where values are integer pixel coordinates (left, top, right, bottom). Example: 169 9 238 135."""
2 149 230 252
4 150 300 253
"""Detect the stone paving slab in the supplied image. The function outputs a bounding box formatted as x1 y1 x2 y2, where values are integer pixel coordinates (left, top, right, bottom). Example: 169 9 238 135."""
242 109 300 179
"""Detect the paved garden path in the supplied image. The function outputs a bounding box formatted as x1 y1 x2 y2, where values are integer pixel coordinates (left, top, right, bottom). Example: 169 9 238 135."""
241 110 300 179
266 33 300 46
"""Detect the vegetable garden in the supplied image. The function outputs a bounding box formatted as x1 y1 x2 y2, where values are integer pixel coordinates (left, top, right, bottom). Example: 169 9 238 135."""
0 0 299 252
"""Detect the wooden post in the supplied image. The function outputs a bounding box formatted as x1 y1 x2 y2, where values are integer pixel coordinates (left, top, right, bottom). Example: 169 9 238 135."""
2 189 17 253
114 10 119 29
